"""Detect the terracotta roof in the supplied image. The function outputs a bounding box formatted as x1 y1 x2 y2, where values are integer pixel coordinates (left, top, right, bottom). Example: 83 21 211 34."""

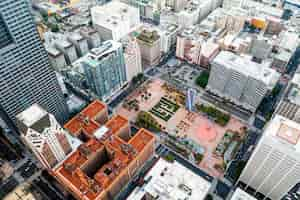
64 100 107 136
54 101 155 200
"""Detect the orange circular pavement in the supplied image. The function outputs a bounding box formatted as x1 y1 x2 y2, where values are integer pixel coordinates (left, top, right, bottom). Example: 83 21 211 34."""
196 122 217 142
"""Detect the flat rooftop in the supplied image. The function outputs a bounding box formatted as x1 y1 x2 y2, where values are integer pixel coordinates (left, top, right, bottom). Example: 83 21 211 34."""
230 188 257 200
265 115 300 151
213 51 280 88
127 158 212 200
16 104 48 127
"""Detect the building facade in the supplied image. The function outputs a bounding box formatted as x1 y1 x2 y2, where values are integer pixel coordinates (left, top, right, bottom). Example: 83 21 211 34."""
137 29 161 67
238 115 300 200
0 0 68 132
83 41 127 101
16 105 74 169
207 51 280 112
275 70 300 123
123 37 143 82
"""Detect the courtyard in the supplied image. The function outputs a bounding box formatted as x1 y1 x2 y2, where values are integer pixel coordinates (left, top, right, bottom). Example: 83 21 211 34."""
116 78 247 178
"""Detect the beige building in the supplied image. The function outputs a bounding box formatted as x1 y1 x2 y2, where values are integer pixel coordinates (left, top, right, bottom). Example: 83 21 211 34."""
16 104 76 169
137 29 161 67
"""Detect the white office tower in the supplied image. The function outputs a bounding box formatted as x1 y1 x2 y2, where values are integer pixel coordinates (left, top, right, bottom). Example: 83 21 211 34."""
222 0 245 10
124 37 143 81
16 105 79 169
207 51 280 112
91 1 140 41
239 115 300 200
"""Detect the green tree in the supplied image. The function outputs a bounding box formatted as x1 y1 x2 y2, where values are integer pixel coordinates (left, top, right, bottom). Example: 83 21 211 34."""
195 71 210 88
136 111 161 132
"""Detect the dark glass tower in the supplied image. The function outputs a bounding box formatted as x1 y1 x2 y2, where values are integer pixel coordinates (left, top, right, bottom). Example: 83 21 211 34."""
0 0 68 133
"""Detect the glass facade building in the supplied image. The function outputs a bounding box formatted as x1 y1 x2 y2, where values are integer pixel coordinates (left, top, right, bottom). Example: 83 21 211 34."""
0 0 68 133
83 41 127 101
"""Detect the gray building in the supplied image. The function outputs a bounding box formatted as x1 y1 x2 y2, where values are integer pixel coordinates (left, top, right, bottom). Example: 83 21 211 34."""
207 51 280 112
82 40 127 101
238 115 300 200
0 0 68 133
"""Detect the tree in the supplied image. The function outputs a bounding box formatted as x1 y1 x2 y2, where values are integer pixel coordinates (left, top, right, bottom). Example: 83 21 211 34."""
136 111 161 132
195 71 210 88
50 23 59 32
205 194 213 200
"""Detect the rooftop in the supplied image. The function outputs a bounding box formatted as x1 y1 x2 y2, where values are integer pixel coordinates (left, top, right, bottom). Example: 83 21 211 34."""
213 51 280 88
16 104 48 127
127 158 211 200
230 188 257 200
137 30 160 44
265 115 300 151
91 1 139 29
55 101 155 200
64 100 107 137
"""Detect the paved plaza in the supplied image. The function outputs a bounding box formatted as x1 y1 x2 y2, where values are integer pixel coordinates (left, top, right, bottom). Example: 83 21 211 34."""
116 79 247 177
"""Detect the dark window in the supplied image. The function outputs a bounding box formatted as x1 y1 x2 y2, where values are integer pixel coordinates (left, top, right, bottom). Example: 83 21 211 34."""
0 14 13 48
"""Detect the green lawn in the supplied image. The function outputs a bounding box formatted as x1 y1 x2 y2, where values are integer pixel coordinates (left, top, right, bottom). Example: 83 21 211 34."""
150 97 180 121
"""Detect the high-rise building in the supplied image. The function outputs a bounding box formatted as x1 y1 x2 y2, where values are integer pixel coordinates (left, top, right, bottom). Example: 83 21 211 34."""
238 115 300 200
82 41 127 101
207 51 280 112
137 29 161 67
0 0 68 132
16 104 76 169
123 37 143 82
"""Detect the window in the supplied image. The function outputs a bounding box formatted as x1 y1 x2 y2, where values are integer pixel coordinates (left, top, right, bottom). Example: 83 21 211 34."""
0 14 13 48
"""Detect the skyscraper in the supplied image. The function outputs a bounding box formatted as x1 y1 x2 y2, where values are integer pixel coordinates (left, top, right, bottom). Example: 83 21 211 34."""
82 40 127 101
16 104 77 169
238 115 300 200
0 0 68 132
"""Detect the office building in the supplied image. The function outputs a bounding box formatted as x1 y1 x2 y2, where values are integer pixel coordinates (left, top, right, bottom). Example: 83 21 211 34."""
79 27 102 49
91 1 140 41
238 115 300 200
16 105 75 169
46 46 67 71
55 39 78 65
207 51 280 112
127 158 212 200
54 100 156 200
68 33 89 57
82 41 127 101
275 69 300 123
200 41 220 68
121 0 159 20
156 23 180 53
0 0 68 133
137 29 161 66
222 0 245 10
123 37 143 82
